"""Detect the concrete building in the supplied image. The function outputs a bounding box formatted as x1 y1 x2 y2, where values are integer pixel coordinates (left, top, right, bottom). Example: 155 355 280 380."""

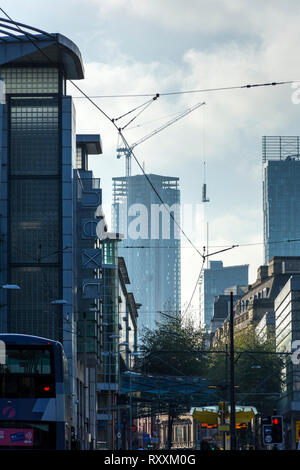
96 249 139 450
112 174 181 337
199 260 248 331
263 136 300 264
255 311 275 343
210 288 246 336
274 275 300 449
212 257 300 346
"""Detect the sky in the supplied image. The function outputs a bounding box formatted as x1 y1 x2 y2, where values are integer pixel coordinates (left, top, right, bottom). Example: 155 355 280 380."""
2 0 300 315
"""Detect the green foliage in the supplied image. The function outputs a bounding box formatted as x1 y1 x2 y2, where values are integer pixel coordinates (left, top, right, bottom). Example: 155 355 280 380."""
137 314 206 377
208 328 284 414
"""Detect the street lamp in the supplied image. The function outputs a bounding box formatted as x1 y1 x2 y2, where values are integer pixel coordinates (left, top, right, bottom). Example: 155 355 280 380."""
0 284 21 330
1 284 21 290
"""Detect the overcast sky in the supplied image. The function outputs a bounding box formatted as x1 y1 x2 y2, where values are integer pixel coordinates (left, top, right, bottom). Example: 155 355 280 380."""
2 0 300 313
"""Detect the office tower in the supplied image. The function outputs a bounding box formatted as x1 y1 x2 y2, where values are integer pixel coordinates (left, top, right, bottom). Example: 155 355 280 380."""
112 174 181 336
263 136 300 264
199 260 248 330
0 27 105 449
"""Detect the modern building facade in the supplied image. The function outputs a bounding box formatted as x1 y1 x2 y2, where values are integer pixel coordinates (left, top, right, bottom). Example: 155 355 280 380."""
212 257 300 346
112 174 181 336
274 275 300 449
75 135 104 449
96 250 139 450
199 260 248 331
263 136 300 264
0 32 88 447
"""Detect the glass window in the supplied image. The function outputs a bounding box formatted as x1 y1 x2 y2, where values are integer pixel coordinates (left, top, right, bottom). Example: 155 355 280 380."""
9 179 60 264
2 347 51 374
0 67 59 94
8 267 60 339
10 97 59 176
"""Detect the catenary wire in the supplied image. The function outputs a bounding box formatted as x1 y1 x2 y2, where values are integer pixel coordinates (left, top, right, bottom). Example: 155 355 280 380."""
1 10 297 260
71 80 295 99
0 8 205 260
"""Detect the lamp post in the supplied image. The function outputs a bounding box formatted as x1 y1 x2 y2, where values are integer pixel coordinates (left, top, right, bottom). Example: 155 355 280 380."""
108 334 121 450
117 341 128 450
128 351 143 450
50 299 68 340
229 292 236 451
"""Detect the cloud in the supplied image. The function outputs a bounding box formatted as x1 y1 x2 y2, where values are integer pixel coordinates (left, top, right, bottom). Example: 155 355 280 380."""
68 0 300 309
88 0 300 41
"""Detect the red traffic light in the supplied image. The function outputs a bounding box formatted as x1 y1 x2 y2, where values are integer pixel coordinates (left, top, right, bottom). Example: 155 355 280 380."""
271 415 283 444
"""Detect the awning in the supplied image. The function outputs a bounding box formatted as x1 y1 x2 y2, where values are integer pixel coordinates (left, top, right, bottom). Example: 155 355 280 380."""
191 405 257 425
192 407 218 425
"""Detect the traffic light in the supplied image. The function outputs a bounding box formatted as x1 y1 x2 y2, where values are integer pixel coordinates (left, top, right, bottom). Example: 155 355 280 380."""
262 424 272 446
271 415 283 444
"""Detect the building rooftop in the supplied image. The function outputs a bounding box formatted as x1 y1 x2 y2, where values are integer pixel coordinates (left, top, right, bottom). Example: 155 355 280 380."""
76 134 103 155
0 20 84 79
262 136 300 162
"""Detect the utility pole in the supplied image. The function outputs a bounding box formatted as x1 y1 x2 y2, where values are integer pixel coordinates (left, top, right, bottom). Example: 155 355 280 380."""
229 292 236 450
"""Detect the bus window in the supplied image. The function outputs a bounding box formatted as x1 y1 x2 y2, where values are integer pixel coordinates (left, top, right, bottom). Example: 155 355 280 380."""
0 346 55 398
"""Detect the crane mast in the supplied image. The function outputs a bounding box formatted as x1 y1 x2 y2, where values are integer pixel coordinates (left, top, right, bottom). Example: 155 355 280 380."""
117 101 206 177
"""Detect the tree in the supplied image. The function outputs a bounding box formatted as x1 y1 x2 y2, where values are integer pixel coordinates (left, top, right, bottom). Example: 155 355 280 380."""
135 315 207 449
137 314 207 377
208 328 284 415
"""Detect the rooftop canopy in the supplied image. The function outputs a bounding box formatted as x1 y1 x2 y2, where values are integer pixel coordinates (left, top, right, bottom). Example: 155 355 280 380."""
191 405 258 425
0 18 84 79
76 134 103 155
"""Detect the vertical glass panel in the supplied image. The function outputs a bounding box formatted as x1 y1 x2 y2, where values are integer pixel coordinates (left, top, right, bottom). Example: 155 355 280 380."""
0 67 59 94
10 97 59 175
10 179 60 264
9 267 60 340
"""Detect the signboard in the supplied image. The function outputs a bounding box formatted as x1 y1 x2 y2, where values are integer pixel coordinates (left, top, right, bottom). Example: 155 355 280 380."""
0 429 34 446
219 424 230 432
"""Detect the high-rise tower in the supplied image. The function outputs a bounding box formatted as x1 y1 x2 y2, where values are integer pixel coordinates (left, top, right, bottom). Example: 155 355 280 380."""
263 136 300 264
112 174 181 336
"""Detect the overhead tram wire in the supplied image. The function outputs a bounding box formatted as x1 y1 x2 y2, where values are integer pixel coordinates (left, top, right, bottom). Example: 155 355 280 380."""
121 236 300 250
71 80 295 99
112 94 160 132
182 244 239 319
0 9 205 260
1 10 296 260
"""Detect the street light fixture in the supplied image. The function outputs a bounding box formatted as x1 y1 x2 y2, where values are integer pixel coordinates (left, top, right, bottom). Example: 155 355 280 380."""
1 284 21 290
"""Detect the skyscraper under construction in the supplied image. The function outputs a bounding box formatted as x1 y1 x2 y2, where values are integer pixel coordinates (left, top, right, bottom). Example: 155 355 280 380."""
112 174 181 336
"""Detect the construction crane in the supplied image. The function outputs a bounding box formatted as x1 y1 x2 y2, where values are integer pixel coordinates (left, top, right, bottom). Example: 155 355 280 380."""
202 161 210 202
117 101 206 177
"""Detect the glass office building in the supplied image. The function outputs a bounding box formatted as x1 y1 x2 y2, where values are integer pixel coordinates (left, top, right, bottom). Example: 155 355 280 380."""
263 136 300 264
0 34 84 342
112 174 181 336
199 260 248 330
0 29 103 449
